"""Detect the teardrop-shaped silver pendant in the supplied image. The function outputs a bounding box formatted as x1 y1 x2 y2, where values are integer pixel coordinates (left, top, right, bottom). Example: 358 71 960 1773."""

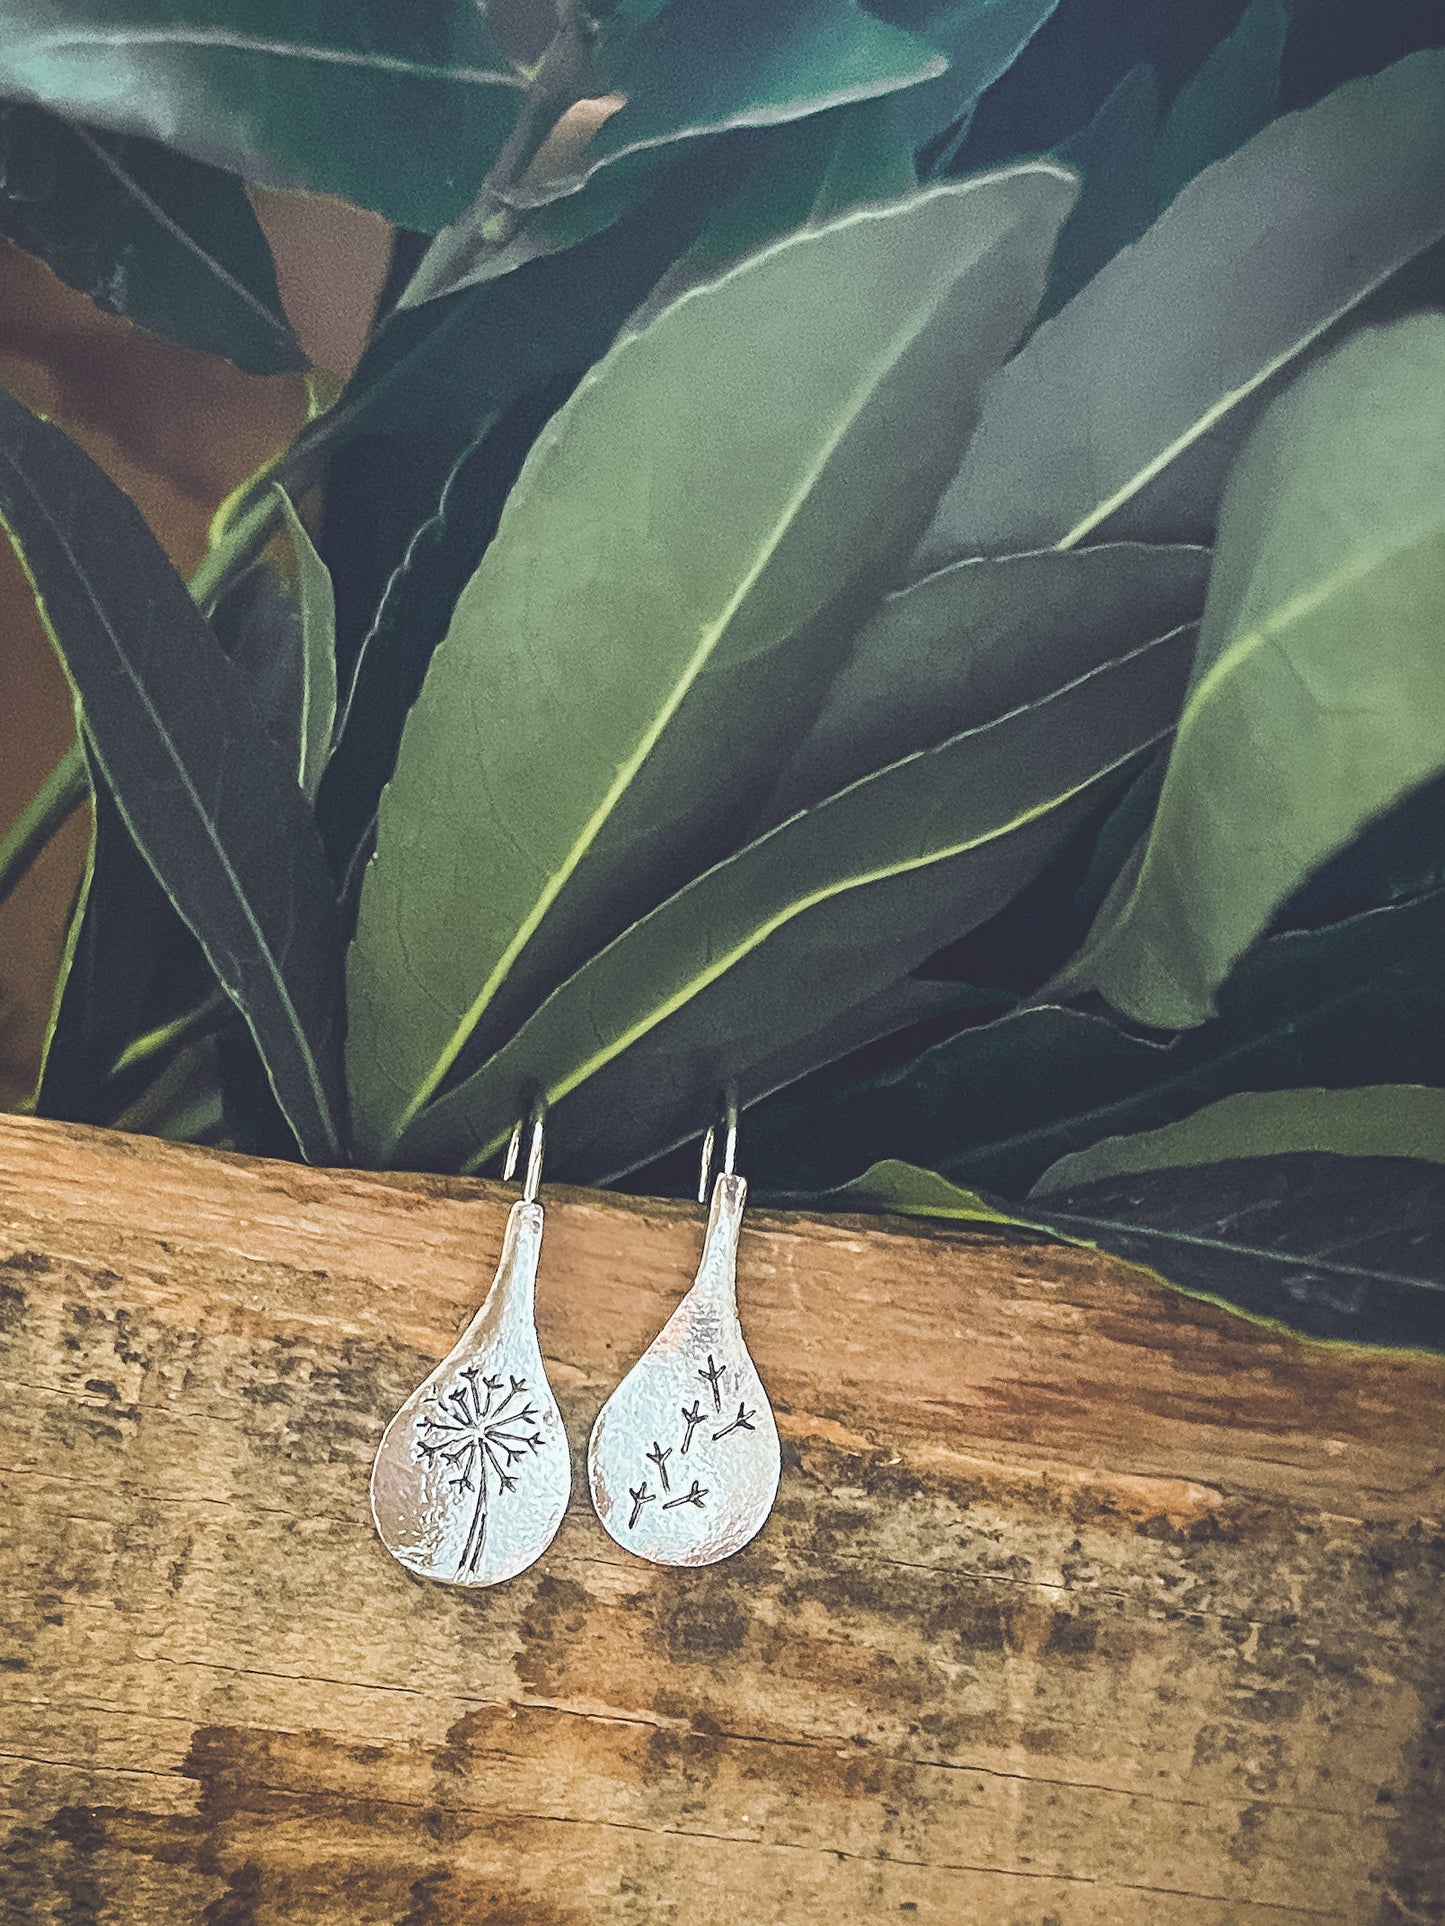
589 1100 779 1566
371 1113 570 1588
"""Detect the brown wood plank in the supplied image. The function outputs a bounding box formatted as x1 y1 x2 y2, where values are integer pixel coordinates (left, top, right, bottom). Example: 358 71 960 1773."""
0 1112 1440 1923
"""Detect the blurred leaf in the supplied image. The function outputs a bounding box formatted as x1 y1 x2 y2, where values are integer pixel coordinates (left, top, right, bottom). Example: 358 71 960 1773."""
745 882 1445 1198
1153 0 1286 204
1042 64 1159 315
397 147 664 310
37 766 217 1128
348 168 1080 1163
1040 0 1286 318
208 559 303 760
884 0 1063 160
827 1148 1445 1350
0 0 524 232
830 1157 1017 1224
1034 1084 1445 1191
522 0 945 205
1057 315 1445 1028
1028 1152 1445 1349
0 103 304 373
393 620 1191 1181
765 540 1208 822
0 384 345 1162
274 492 336 802
915 47 1445 566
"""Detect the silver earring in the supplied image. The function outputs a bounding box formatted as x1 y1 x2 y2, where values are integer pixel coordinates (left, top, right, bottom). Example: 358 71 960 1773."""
588 1090 780 1566
371 1099 571 1588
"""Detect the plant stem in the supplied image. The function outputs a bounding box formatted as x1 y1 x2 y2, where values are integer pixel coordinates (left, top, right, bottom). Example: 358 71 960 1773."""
0 742 89 912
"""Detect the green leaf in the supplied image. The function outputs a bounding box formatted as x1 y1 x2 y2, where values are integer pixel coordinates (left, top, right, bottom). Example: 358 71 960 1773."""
0 0 524 232
396 148 668 312
830 1157 1019 1225
825 1150 1445 1351
274 492 336 803
915 47 1445 566
882 0 1062 158
766 540 1209 821
521 0 946 206
0 103 304 373
745 880 1445 1199
0 383 345 1163
1028 1153 1445 1350
393 620 1191 1181
347 167 1080 1163
1153 0 1286 207
1040 0 1286 319
625 97 918 334
1042 64 1160 317
1059 314 1445 1029
1034 1085 1445 1192
37 762 218 1129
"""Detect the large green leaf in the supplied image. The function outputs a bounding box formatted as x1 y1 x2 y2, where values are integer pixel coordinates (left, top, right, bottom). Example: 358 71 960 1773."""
1034 1084 1445 1191
914 47 1445 566
745 882 1445 1198
0 384 345 1163
766 540 1208 820
0 0 524 232
348 167 1079 1163
1058 314 1445 1029
393 620 1191 1180
518 0 945 206
0 103 303 372
830 1149 1445 1350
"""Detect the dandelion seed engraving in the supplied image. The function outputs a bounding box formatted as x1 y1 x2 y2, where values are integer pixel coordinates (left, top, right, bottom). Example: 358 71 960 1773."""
680 1400 706 1454
646 1441 672 1492
713 1402 756 1442
415 1370 545 1577
629 1483 655 1529
699 1353 725 1412
663 1480 708 1511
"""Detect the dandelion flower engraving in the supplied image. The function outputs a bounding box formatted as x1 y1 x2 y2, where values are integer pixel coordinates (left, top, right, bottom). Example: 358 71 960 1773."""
415 1368 545 1578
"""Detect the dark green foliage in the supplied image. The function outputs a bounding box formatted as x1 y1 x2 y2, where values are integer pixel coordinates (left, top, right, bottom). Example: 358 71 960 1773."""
0 104 303 371
1 0 1443 1346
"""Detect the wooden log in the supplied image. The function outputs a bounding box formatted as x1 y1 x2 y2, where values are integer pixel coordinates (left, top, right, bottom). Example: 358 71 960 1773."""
0 1110 1440 1923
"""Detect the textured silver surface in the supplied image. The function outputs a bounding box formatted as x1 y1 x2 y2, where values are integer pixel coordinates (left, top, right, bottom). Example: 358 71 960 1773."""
371 1199 570 1588
588 1174 780 1566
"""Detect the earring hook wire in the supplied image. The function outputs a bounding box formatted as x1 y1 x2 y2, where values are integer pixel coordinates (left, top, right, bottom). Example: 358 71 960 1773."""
502 1089 546 1204
697 1084 739 1204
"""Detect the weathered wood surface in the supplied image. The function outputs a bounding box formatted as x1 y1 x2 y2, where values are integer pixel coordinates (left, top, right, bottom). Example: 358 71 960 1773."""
0 1112 1441 1925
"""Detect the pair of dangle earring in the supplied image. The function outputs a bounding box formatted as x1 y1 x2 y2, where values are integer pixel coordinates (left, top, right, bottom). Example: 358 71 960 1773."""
370 1095 780 1588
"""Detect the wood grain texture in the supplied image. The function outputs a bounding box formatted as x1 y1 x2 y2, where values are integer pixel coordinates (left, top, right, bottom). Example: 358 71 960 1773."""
0 1110 1440 1924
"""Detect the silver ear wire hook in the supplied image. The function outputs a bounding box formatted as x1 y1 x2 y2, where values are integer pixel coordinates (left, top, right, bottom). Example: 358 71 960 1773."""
697 1084 739 1203
503 1093 546 1204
